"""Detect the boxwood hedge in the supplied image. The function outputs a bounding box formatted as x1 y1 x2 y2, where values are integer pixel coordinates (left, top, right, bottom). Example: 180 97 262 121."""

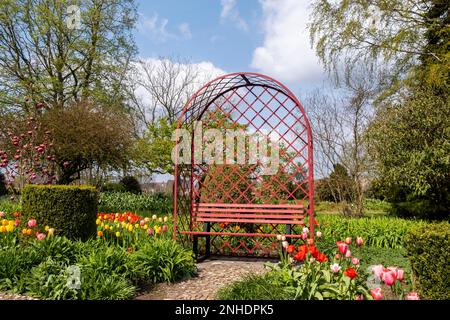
21 185 98 240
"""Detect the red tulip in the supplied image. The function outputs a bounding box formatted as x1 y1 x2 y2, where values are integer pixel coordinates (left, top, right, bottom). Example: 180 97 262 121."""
316 252 327 263
336 241 348 254
343 268 357 279
309 245 318 258
286 244 295 254
370 288 383 300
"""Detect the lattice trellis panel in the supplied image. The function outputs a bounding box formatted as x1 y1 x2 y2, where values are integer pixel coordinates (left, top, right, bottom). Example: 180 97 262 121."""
174 73 314 257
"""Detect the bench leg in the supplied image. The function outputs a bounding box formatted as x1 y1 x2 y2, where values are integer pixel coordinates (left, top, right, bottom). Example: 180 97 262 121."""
193 235 198 258
286 224 292 243
204 222 211 258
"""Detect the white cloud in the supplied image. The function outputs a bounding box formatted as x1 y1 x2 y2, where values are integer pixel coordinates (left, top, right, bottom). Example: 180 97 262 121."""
220 0 248 31
178 23 192 40
137 13 171 42
251 0 325 84
138 13 193 42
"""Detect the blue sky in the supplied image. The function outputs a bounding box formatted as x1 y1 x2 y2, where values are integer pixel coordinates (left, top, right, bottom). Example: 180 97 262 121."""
134 0 328 94
135 0 263 73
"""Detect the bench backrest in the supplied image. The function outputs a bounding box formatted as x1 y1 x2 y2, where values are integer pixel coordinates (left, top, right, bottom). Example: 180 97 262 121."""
193 203 305 225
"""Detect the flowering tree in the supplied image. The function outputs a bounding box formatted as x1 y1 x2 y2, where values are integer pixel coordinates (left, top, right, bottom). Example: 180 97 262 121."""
0 113 56 197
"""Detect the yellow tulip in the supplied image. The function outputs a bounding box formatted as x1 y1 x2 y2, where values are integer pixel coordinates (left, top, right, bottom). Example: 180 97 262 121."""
128 225 133 232
105 225 110 230
96 219 101 225
8 220 15 226
48 228 55 236
115 231 121 237
0 226 5 233
158 217 163 223
134 223 139 229
45 225 50 231
1 219 7 226
6 225 14 232
110 226 114 231
163 216 168 222
144 224 148 229
152 215 157 220
144 217 150 223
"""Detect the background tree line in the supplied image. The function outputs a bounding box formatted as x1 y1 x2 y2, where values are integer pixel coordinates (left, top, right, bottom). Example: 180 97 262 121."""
0 0 448 220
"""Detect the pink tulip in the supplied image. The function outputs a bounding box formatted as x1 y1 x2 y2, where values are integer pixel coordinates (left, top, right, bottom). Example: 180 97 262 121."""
0 212 5 217
301 232 308 240
371 265 384 280
316 231 322 238
345 250 352 258
27 219 37 228
405 292 420 300
139 220 145 227
162 225 168 232
352 258 360 265
387 267 398 279
14 219 20 227
36 233 46 241
336 241 348 254
370 288 383 300
345 237 352 244
356 236 364 246
397 269 405 282
147 228 153 236
355 295 365 300
335 253 341 259
382 270 396 286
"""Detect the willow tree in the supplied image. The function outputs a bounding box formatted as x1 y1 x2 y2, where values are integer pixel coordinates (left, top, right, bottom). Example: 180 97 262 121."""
309 0 449 219
309 0 449 90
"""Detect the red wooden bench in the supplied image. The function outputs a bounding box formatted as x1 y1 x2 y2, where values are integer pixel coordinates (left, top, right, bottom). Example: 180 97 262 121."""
186 202 305 258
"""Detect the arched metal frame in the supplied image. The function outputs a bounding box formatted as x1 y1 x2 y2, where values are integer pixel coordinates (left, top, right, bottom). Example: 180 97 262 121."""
174 72 315 257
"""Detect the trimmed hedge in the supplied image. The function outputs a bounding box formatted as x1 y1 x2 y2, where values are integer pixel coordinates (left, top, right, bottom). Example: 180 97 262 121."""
21 185 98 240
404 222 450 300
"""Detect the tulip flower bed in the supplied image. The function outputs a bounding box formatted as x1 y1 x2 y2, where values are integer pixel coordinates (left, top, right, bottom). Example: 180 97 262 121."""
0 210 196 300
218 232 420 300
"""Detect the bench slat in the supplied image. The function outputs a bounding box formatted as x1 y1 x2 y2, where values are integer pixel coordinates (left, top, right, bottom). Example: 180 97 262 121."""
196 203 304 209
197 207 303 214
195 213 304 219
197 217 304 224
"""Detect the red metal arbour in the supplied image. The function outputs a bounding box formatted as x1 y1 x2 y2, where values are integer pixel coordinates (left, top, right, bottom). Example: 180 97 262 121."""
174 72 315 258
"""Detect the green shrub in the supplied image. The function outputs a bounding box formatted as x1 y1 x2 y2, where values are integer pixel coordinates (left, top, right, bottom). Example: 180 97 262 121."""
390 199 449 220
120 176 142 194
21 185 98 240
131 238 197 283
98 192 173 215
404 222 450 300
101 182 126 193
